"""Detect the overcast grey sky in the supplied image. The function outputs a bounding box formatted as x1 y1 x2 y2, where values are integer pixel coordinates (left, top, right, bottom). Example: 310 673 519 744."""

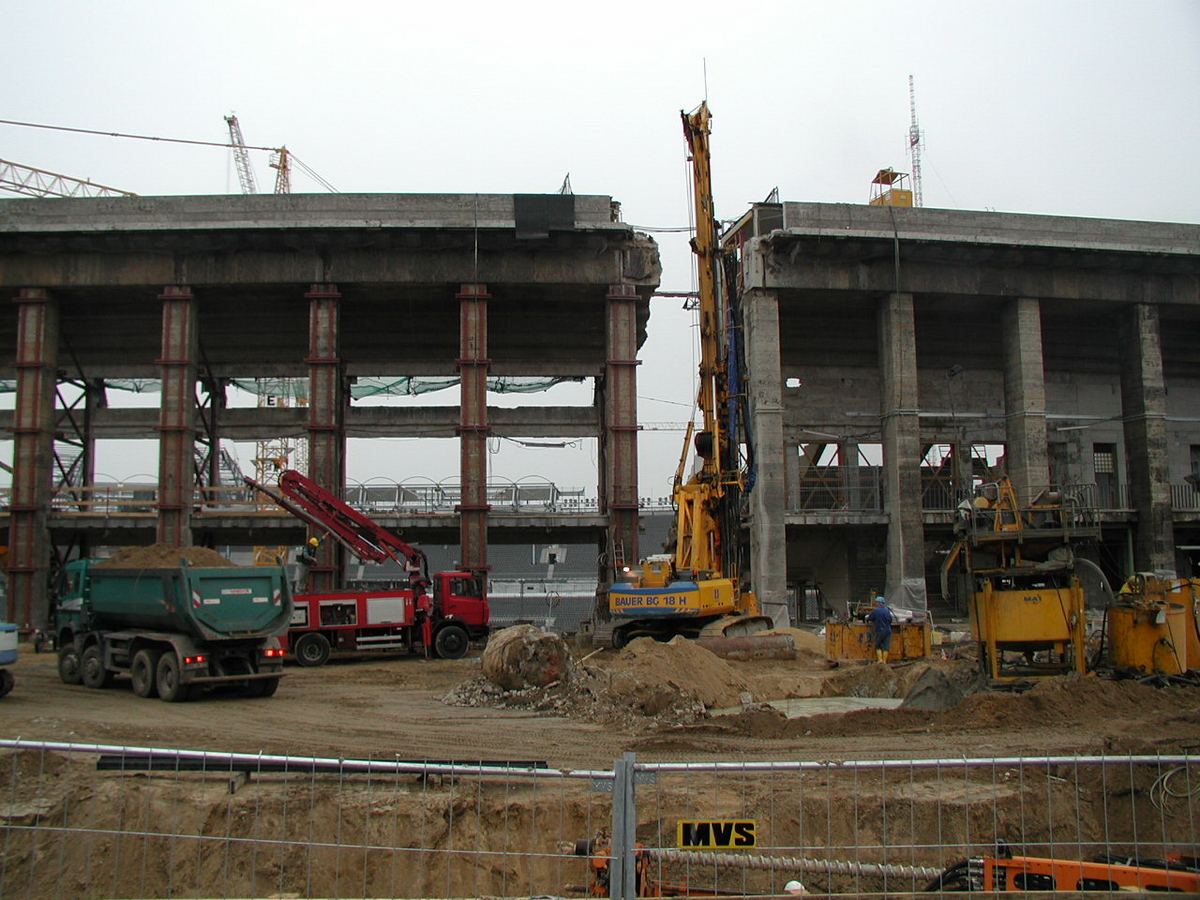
3 1 1198 495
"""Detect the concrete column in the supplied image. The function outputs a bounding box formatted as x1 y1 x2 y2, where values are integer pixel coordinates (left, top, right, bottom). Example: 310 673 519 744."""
457 283 491 571
743 287 789 628
305 284 345 592
602 285 641 579
8 289 59 630
878 292 927 611
156 286 197 548
1002 297 1050 502
1119 302 1175 575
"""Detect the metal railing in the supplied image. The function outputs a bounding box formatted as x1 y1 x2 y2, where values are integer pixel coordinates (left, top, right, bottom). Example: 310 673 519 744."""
0 741 1194 899
0 478 1191 519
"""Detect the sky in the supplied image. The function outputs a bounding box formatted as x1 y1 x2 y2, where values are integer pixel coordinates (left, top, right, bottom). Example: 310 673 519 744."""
2 0 1198 496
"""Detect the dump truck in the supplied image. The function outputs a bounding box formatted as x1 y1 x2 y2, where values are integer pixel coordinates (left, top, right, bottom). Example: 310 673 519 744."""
53 558 292 701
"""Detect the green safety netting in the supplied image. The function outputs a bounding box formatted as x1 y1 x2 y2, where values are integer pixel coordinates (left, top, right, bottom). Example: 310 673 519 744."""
0 376 581 397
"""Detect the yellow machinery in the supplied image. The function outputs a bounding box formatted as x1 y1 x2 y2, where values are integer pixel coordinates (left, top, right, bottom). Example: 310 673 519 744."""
825 618 932 663
941 477 1101 682
1105 574 1200 678
601 103 770 650
868 168 913 207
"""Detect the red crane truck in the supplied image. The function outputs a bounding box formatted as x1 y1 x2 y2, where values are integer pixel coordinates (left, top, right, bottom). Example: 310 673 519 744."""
246 470 490 667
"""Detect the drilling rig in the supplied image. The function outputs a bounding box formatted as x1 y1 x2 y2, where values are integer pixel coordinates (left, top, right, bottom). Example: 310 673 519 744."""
597 103 772 650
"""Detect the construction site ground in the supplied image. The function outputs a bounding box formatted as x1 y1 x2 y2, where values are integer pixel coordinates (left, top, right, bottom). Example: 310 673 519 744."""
3 626 1197 766
2 629 1198 898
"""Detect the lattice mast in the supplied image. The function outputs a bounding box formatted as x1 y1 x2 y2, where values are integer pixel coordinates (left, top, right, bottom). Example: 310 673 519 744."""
0 158 137 199
907 75 924 208
224 114 259 195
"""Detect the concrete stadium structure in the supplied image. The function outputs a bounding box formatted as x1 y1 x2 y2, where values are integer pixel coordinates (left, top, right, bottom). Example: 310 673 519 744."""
0 193 660 628
1 192 1198 632
727 202 1200 621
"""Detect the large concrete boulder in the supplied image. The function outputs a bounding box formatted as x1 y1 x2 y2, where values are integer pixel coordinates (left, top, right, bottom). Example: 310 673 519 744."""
481 625 575 691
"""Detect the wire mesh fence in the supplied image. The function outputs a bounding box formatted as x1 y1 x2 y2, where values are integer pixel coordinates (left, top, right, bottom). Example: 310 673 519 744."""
0 741 1196 899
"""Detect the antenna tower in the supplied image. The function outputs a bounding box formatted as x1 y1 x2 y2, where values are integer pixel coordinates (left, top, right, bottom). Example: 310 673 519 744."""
907 75 924 207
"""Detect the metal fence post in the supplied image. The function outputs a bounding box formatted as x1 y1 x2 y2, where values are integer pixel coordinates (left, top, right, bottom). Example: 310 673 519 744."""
611 752 638 900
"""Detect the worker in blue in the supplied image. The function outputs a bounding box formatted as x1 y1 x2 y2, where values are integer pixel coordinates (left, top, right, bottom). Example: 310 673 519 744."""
864 595 894 664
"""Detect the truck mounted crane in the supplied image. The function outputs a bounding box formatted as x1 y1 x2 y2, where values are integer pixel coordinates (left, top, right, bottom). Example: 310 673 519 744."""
246 470 490 665
599 103 771 649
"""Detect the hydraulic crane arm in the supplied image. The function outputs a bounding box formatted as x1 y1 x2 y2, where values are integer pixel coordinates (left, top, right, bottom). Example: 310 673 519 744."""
244 470 429 588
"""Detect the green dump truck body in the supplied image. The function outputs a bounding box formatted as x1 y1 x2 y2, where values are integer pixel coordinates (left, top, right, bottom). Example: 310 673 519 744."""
54 558 292 701
71 563 292 640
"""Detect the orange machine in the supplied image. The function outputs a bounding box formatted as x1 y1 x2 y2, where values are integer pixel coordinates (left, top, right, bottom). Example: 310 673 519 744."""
927 852 1199 893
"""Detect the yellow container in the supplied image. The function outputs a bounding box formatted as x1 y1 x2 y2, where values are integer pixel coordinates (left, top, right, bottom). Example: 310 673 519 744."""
825 620 931 662
1108 603 1188 675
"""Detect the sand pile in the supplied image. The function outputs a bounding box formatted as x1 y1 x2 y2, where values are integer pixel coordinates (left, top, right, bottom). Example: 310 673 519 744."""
96 545 236 568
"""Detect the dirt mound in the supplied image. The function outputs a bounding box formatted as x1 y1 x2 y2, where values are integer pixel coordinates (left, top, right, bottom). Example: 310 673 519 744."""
446 634 748 731
97 544 236 568
608 636 746 709
819 658 983 701
481 625 575 690
752 675 1200 744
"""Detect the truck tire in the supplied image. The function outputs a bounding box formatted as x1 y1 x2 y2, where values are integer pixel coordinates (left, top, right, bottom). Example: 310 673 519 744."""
0 669 14 698
58 644 83 685
81 645 114 689
293 632 331 667
156 652 189 702
250 676 281 698
433 624 470 660
130 649 162 698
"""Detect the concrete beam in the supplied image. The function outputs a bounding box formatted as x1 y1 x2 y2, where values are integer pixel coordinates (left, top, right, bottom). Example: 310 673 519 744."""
0 405 603 441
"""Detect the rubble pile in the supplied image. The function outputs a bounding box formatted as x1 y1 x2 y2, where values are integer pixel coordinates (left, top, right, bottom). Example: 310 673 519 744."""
480 624 575 690
445 628 748 730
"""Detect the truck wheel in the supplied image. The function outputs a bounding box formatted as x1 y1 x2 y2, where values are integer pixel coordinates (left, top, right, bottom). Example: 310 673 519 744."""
250 677 281 698
293 633 331 667
0 670 14 698
433 624 470 660
58 645 83 685
81 646 114 689
156 653 189 702
131 649 162 698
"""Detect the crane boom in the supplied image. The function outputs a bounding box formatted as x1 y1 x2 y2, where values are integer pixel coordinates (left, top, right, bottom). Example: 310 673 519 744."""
244 470 430 592
675 102 746 581
0 158 136 199
224 114 259 195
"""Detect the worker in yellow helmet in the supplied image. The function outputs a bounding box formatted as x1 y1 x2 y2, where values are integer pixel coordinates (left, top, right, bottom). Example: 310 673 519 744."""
296 536 322 592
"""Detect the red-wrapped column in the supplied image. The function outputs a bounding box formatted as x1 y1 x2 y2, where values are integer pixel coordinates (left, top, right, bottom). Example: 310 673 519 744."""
457 284 491 571
156 286 197 548
8 288 59 631
305 284 345 593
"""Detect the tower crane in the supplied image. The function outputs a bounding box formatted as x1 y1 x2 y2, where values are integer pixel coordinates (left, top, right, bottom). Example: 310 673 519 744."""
223 115 302 563
224 114 291 195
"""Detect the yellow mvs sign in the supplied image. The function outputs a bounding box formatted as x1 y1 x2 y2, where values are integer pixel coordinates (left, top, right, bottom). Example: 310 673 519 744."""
677 820 757 849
